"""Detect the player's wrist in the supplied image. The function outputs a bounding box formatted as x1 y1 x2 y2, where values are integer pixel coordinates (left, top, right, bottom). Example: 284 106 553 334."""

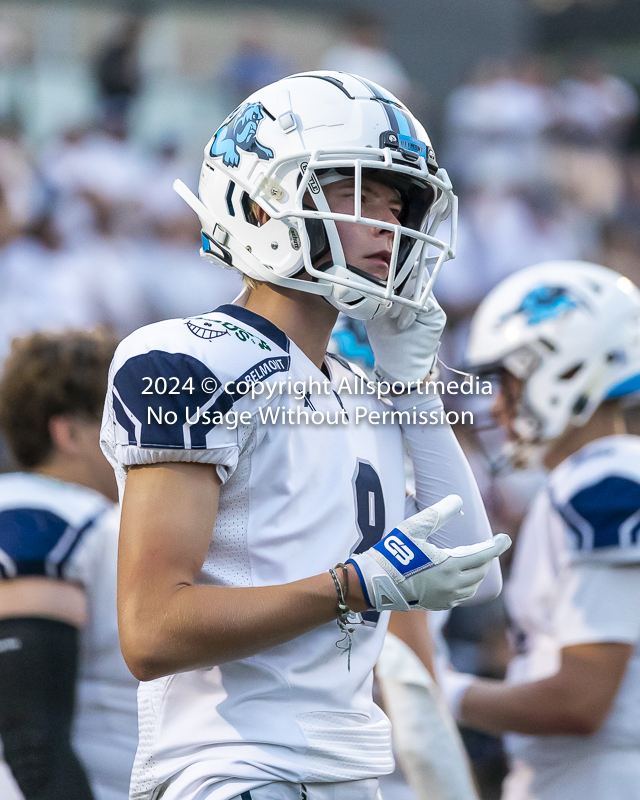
439 668 477 722
344 562 369 613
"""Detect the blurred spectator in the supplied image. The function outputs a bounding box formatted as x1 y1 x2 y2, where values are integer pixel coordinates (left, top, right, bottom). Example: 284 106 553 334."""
553 54 638 149
143 138 201 237
548 55 638 217
437 184 594 370
120 139 243 322
219 33 292 108
0 197 96 366
445 58 554 190
40 124 151 243
0 124 39 229
599 220 640 289
321 9 411 102
142 234 242 322
94 16 145 129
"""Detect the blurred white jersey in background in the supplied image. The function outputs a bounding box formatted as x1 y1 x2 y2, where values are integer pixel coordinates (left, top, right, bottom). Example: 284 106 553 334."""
0 473 138 800
504 435 640 800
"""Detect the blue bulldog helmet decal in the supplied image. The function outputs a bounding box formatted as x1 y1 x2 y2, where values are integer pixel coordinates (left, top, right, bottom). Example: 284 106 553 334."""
209 102 275 168
500 286 589 327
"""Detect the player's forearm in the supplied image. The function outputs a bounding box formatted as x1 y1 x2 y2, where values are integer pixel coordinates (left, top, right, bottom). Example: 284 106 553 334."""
460 676 599 736
387 610 436 678
394 391 503 602
119 564 367 681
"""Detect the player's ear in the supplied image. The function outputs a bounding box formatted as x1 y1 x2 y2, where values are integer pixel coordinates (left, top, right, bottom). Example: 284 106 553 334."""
47 415 89 459
47 415 75 458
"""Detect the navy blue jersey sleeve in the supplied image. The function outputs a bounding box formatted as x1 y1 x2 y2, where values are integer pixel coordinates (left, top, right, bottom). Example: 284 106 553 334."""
113 350 224 450
0 508 98 580
102 312 292 481
554 476 640 561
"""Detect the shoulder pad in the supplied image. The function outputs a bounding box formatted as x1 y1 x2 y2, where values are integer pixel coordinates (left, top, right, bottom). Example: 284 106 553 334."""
0 475 108 579
551 471 640 564
111 306 291 450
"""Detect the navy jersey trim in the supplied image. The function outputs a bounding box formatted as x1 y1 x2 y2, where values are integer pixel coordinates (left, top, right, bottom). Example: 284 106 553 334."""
326 351 355 374
214 305 290 353
48 511 107 578
202 354 291 423
113 351 224 449
0 507 105 579
0 508 68 577
553 475 640 551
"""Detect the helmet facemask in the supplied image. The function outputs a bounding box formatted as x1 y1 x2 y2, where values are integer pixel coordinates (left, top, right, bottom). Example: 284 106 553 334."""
463 360 547 475
287 153 456 320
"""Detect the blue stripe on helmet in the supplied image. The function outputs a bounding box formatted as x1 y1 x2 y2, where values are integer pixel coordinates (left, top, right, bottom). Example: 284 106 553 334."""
389 104 413 137
606 373 640 399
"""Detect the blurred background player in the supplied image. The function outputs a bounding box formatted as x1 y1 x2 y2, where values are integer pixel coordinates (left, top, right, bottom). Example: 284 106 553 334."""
0 330 138 800
441 261 640 800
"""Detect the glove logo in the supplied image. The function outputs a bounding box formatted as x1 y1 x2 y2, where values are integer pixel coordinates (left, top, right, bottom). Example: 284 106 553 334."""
384 535 415 565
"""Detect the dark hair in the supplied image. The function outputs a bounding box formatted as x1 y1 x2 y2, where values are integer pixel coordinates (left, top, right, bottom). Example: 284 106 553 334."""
0 329 119 469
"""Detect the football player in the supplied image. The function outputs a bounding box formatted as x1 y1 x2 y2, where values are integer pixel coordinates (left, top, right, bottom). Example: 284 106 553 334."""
0 330 139 800
102 71 510 800
442 261 640 800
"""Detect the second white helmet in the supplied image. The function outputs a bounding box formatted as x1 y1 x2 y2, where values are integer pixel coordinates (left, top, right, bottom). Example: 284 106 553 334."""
466 261 640 448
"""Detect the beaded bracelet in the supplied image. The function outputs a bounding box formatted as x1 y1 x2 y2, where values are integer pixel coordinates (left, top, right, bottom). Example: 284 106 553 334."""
328 562 360 671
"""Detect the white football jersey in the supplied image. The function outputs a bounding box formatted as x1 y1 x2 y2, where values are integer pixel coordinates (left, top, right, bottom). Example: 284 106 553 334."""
101 304 407 800
504 435 640 791
0 473 138 800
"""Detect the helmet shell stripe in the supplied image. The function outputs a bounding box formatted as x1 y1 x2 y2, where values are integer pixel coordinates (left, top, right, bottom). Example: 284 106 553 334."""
350 74 417 138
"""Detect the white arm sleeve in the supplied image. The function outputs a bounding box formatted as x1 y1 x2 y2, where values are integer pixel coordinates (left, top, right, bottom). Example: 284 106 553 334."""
393 391 503 603
377 633 480 800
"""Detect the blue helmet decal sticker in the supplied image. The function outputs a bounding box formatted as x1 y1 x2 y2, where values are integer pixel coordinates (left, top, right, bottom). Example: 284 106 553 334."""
209 102 274 168
501 286 589 327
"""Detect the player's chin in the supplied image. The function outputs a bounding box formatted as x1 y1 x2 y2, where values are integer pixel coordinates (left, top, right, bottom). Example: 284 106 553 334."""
359 260 390 283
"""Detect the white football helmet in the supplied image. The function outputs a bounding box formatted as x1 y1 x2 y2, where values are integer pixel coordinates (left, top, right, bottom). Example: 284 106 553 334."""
466 261 640 457
174 70 457 320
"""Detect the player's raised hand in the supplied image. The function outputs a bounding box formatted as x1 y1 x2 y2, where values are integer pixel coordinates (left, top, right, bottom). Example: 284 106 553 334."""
347 495 511 611
364 291 446 385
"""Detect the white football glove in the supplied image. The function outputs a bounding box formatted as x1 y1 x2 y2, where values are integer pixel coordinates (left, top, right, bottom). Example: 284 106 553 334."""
347 495 511 612
365 293 446 385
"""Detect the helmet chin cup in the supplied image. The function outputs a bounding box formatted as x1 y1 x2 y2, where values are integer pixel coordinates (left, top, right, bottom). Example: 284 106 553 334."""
317 261 392 320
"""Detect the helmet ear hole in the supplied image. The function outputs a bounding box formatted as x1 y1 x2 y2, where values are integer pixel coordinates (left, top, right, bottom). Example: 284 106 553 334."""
559 363 583 381
572 394 589 415
241 192 261 227
305 218 330 262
